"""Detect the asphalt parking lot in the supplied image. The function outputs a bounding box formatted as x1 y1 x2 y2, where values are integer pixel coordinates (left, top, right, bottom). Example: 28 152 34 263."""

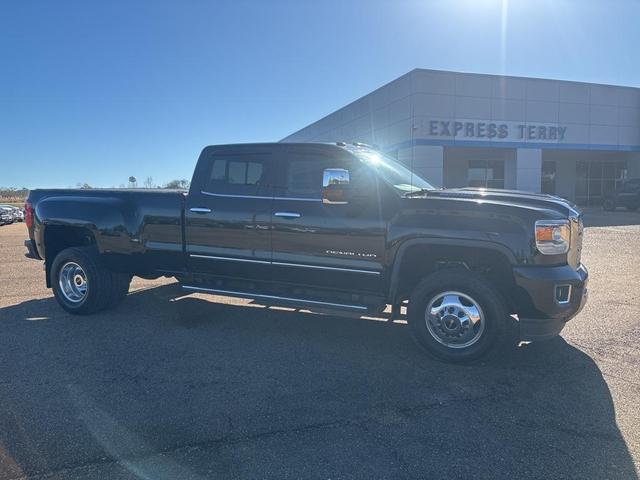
1 211 639 480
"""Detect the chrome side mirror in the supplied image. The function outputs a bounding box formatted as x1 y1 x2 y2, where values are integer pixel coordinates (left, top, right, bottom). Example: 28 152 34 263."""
322 168 350 204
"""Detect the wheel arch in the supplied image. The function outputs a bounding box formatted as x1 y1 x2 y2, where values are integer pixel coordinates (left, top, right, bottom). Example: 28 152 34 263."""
388 238 518 310
43 225 97 288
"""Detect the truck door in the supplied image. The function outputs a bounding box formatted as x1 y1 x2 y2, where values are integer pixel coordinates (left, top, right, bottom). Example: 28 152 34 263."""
185 145 275 282
270 145 386 294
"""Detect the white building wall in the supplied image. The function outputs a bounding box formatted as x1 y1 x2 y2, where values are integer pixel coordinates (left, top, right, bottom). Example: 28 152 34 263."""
516 149 542 193
283 68 640 151
396 146 443 188
282 68 640 199
415 146 444 187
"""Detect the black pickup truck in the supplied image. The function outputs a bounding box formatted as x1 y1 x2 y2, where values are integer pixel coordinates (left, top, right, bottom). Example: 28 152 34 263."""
25 143 588 362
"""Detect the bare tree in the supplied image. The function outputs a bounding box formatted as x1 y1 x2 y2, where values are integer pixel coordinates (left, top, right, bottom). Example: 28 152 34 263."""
143 176 154 188
164 179 190 190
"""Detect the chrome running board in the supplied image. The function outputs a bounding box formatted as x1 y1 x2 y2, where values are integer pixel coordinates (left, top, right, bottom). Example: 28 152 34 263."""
181 285 369 312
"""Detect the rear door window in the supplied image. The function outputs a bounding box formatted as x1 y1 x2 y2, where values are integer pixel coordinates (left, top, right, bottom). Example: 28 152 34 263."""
204 152 272 196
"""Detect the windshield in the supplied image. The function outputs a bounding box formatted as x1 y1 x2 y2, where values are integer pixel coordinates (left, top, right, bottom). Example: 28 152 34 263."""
345 146 436 194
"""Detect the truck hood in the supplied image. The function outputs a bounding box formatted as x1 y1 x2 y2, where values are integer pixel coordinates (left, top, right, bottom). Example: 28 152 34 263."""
420 188 581 219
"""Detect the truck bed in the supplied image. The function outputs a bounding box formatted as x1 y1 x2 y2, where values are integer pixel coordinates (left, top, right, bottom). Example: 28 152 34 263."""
28 188 187 276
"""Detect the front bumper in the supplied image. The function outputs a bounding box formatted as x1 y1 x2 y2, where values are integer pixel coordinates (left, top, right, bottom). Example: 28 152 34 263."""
513 263 588 341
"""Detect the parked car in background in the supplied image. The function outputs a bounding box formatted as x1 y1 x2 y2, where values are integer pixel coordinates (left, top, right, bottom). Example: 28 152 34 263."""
0 206 14 225
0 204 25 222
603 179 640 211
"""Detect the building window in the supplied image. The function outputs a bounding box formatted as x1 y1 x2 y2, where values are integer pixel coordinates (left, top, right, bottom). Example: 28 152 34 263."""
541 161 556 194
468 160 504 189
575 160 627 205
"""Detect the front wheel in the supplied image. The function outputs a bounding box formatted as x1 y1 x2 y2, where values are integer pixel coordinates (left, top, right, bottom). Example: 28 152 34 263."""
407 269 508 363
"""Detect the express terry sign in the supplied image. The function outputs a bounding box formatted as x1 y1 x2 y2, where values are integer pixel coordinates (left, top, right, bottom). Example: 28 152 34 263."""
423 119 567 142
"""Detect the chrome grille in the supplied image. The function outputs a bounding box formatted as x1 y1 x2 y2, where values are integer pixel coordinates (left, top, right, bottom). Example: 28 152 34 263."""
569 216 583 268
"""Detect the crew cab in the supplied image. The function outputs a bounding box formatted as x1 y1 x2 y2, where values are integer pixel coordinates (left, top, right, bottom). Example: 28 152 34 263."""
25 143 588 362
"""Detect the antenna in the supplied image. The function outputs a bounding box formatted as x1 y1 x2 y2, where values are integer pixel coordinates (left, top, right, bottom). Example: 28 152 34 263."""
410 102 415 190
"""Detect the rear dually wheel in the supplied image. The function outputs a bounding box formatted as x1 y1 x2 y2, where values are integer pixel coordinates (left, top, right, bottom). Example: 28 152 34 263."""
51 247 128 315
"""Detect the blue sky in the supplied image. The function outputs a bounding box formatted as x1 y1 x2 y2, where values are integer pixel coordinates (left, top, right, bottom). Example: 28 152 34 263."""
1 0 639 188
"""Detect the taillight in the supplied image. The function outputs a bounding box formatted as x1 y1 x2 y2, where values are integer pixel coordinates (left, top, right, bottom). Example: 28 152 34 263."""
25 200 34 228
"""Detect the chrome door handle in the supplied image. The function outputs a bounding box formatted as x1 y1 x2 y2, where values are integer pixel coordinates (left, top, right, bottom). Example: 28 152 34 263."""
274 211 301 219
190 207 212 214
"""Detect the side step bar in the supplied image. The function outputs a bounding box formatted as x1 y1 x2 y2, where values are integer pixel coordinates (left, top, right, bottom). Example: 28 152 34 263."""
181 285 369 312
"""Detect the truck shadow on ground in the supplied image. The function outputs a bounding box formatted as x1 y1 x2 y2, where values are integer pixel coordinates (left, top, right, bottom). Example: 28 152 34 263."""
1 283 637 479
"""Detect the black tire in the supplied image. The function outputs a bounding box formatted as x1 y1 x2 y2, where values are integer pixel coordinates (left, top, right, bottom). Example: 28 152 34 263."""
51 246 119 315
602 198 616 211
407 269 508 363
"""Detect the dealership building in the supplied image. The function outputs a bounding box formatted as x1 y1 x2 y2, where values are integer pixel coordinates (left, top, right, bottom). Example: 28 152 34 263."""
282 69 640 204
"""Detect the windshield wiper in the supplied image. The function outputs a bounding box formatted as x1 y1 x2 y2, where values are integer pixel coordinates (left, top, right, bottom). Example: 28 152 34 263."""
403 188 432 197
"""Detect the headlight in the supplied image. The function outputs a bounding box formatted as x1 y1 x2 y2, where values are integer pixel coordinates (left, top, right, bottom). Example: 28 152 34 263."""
535 220 571 255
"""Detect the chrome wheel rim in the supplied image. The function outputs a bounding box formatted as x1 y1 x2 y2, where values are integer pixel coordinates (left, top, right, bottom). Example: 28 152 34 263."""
425 291 485 349
58 262 88 303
